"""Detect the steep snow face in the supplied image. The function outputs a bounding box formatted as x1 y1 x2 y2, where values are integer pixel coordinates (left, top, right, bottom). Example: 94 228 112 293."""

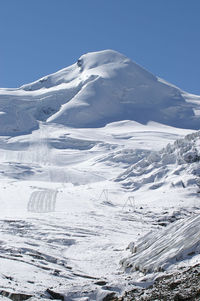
0 50 199 135
121 214 200 274
45 50 199 129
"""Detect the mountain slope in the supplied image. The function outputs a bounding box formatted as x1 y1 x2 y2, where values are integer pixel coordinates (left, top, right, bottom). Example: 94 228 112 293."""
0 50 200 300
0 50 199 136
121 214 200 274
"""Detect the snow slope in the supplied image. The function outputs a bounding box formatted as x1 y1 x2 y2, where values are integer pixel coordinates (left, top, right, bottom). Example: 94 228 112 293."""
0 50 200 136
121 214 200 274
0 50 199 300
0 121 199 300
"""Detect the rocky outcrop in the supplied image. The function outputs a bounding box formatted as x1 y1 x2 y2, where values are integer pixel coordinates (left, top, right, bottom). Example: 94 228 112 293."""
115 264 200 301
0 290 32 301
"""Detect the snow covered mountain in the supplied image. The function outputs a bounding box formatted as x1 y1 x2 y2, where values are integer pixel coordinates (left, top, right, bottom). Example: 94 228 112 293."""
0 50 199 300
0 50 200 136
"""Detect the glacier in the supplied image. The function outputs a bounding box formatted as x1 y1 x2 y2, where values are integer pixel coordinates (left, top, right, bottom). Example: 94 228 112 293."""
0 50 199 300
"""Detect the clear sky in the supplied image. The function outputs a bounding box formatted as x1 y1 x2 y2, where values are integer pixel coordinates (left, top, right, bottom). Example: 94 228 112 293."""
0 0 200 94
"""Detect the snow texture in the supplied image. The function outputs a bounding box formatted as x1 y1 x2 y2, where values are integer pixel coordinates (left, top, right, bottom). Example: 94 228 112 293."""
0 50 200 136
0 50 199 300
116 131 200 191
121 214 200 274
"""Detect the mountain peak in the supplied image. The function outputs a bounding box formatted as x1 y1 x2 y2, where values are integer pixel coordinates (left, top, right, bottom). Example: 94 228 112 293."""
77 49 130 70
0 49 199 135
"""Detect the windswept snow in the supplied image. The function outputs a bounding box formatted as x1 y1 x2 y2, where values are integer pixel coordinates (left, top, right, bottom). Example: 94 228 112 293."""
0 50 199 300
0 50 200 136
121 214 200 274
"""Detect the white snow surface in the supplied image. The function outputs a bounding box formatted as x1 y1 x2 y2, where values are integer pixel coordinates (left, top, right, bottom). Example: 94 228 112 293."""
116 130 200 191
121 214 200 274
0 50 199 300
0 50 200 136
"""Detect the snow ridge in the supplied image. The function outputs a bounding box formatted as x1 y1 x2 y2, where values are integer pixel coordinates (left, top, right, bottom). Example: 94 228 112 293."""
0 50 199 135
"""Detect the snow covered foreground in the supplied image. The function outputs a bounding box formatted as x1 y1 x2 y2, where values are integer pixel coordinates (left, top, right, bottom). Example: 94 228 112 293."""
121 214 200 274
0 50 199 300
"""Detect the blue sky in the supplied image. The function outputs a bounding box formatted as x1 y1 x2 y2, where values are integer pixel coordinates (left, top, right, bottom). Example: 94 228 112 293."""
0 0 200 94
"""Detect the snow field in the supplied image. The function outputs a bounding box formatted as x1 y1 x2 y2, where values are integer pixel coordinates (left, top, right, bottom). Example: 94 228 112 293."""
0 50 199 299
0 121 198 299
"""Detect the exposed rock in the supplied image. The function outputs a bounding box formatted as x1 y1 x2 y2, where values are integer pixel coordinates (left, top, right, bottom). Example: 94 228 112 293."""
94 280 107 286
46 289 64 300
115 264 200 301
102 292 116 301
0 290 32 301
